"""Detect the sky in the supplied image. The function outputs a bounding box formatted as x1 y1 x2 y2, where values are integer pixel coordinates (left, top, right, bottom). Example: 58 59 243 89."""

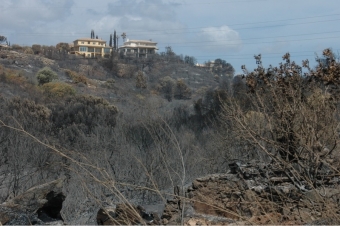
1 0 340 74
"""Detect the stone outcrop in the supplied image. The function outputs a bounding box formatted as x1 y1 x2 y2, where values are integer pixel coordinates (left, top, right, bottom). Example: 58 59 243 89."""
160 161 340 225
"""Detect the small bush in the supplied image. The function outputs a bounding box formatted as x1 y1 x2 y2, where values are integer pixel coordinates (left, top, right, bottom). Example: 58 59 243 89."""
24 47 34 54
11 44 23 51
32 44 42 54
101 78 115 89
135 71 147 89
6 73 27 85
106 78 115 84
36 67 58 85
0 67 27 85
118 64 136 78
174 79 191 99
64 69 88 84
158 76 175 101
42 82 76 98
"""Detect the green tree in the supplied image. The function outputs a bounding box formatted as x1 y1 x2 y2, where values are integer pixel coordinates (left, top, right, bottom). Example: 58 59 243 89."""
36 67 58 85
114 30 117 50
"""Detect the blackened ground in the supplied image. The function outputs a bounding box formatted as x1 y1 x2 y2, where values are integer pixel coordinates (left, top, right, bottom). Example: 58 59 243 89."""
37 191 65 222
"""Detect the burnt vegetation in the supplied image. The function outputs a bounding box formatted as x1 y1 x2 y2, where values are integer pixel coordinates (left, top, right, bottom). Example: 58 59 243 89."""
1 45 340 224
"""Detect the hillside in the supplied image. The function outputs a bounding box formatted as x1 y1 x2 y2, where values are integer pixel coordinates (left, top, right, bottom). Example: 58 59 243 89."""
1 48 340 225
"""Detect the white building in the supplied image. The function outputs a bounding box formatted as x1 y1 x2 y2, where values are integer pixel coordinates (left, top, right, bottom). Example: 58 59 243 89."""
119 39 158 58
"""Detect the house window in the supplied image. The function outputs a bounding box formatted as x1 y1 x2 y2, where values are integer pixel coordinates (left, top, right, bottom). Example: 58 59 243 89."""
81 42 84 44
104 48 111 53
88 47 95 52
95 48 101 53
79 46 87 52
93 42 96 45
88 41 90 44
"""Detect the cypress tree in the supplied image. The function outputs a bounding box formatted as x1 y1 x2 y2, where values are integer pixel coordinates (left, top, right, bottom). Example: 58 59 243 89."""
113 30 117 50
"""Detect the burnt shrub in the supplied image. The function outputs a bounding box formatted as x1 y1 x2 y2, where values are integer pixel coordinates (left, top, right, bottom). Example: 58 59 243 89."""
49 95 118 137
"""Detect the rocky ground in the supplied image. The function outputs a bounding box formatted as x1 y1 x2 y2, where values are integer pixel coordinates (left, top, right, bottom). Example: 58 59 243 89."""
1 161 339 225
159 161 340 225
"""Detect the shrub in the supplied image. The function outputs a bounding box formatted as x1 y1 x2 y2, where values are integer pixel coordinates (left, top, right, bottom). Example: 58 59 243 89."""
222 49 340 184
42 82 76 98
56 42 70 52
101 78 115 89
6 73 27 85
36 67 58 85
32 44 42 54
135 71 147 89
118 64 136 78
64 69 88 84
0 67 27 85
1 97 51 132
174 79 191 99
24 47 34 54
158 76 175 101
106 78 115 84
49 95 118 135
11 44 23 51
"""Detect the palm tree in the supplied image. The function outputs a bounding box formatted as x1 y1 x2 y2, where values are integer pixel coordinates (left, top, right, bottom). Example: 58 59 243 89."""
121 32 127 42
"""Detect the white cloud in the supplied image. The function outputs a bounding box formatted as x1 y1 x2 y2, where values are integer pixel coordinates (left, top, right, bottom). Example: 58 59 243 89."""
199 26 242 52
108 0 179 21
88 16 121 33
106 0 186 43
0 0 74 30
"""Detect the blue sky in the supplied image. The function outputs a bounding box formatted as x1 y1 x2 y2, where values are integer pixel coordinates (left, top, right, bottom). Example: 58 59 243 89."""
1 0 339 74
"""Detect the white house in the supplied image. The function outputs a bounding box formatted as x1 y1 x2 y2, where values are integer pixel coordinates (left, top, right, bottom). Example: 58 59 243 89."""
118 39 158 58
